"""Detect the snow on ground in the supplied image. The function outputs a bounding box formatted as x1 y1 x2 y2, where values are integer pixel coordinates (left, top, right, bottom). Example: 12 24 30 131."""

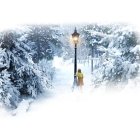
0 57 140 140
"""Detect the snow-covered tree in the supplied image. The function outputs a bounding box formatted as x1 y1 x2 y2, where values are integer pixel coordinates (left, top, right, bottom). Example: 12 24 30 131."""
81 24 139 88
26 25 63 63
0 29 52 108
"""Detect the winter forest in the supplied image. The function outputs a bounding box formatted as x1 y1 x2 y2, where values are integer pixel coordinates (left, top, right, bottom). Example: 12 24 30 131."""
0 23 140 111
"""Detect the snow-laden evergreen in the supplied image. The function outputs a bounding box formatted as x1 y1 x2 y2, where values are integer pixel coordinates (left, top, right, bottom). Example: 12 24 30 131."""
82 24 140 88
26 25 63 62
0 26 57 108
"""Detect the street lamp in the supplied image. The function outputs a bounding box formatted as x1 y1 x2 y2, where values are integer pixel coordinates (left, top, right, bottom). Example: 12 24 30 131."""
91 37 98 74
72 27 80 87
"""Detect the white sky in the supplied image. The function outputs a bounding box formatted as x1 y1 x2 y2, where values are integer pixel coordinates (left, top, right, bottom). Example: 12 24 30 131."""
0 0 140 30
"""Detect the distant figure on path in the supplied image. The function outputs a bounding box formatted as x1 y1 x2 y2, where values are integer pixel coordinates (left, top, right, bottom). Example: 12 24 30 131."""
76 69 84 91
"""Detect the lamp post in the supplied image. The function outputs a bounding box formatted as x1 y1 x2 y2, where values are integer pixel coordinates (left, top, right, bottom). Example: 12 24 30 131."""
91 37 98 74
72 27 80 87
91 44 94 74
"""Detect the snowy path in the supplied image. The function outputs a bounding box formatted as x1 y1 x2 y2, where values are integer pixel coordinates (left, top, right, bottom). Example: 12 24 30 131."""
52 58 92 95
0 58 140 140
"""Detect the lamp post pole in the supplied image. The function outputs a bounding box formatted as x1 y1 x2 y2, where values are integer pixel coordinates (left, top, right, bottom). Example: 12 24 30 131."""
91 45 94 74
71 27 80 88
74 43 77 85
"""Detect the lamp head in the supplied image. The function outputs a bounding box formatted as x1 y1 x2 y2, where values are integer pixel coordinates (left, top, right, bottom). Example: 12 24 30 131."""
72 27 80 44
